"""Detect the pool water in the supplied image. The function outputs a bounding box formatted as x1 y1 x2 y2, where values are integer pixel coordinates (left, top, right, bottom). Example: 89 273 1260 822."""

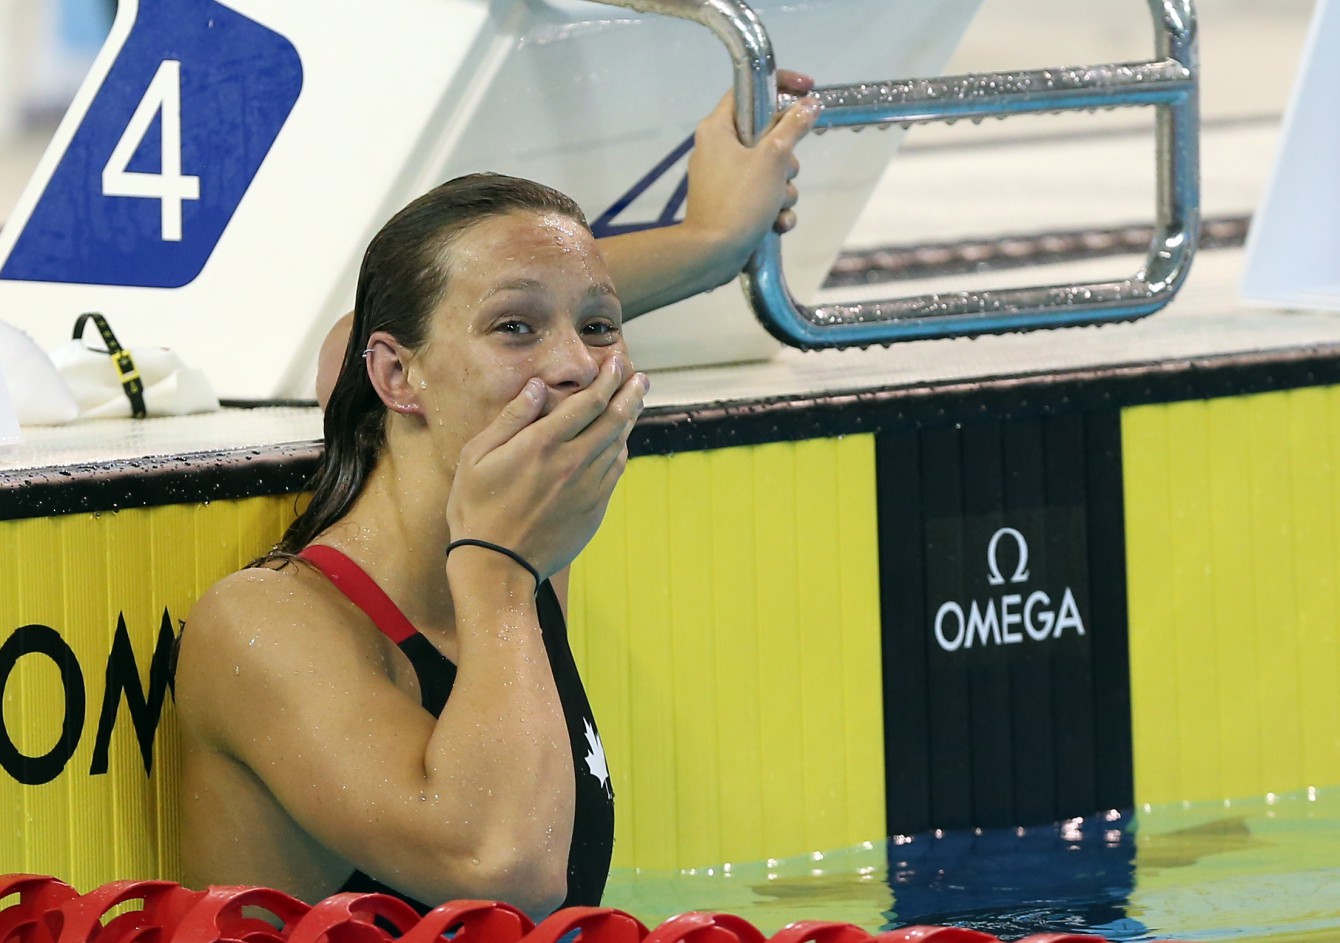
602 787 1340 942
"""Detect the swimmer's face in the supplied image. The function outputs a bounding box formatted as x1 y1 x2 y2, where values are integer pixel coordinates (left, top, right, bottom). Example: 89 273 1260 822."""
411 209 627 460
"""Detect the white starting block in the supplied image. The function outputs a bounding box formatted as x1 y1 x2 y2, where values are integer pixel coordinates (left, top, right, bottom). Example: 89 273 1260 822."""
0 0 982 400
1241 0 1340 311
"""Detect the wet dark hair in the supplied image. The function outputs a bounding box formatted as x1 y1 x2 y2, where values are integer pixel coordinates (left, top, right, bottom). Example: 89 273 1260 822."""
262 172 589 562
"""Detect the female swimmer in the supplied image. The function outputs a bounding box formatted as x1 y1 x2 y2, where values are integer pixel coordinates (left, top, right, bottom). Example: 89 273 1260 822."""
175 87 817 919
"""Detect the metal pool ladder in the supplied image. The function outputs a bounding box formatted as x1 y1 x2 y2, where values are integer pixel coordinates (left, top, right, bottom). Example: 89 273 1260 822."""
593 0 1200 348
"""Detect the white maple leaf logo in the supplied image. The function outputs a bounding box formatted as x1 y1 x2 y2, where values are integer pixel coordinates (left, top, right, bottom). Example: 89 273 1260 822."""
583 719 611 797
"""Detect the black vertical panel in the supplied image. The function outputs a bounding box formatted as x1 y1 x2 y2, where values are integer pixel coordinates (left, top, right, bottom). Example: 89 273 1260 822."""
1085 412 1135 811
878 430 932 834
878 406 1132 835
1044 413 1098 816
960 421 1014 827
1002 418 1057 825
921 426 973 830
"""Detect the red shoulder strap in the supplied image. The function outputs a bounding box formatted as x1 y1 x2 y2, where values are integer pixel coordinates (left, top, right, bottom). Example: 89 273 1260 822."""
298 545 417 645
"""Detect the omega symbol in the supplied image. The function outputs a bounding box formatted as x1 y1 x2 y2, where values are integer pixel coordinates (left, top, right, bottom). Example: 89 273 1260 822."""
986 527 1030 585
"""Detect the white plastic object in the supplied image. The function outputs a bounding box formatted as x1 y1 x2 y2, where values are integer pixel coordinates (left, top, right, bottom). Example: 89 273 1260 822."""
1241 0 1340 310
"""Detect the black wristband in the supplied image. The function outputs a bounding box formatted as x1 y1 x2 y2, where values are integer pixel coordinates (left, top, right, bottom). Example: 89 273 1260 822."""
445 539 540 590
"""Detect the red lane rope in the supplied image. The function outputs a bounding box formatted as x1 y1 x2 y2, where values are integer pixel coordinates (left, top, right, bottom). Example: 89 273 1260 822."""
0 876 1195 943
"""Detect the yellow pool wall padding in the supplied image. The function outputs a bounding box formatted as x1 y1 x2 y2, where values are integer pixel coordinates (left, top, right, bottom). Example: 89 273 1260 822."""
568 436 887 872
1124 385 1340 808
0 495 300 890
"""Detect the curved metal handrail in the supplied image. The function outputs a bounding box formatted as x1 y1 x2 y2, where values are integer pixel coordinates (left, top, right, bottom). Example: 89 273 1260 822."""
592 0 1200 348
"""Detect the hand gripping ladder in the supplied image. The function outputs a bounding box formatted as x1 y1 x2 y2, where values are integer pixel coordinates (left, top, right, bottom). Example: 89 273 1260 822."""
592 0 1200 348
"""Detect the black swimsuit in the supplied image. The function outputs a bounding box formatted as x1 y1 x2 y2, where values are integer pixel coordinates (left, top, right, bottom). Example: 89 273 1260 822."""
298 545 614 912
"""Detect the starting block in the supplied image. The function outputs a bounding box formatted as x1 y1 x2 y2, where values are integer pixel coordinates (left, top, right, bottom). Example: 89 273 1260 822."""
1241 0 1340 311
0 0 981 399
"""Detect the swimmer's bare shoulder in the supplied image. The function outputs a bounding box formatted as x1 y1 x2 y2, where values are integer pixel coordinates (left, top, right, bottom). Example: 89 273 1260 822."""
178 562 398 738
175 561 437 901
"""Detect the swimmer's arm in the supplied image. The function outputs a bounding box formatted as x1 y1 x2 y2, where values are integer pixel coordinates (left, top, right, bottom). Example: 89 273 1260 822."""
599 224 756 319
177 571 572 919
602 74 819 319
